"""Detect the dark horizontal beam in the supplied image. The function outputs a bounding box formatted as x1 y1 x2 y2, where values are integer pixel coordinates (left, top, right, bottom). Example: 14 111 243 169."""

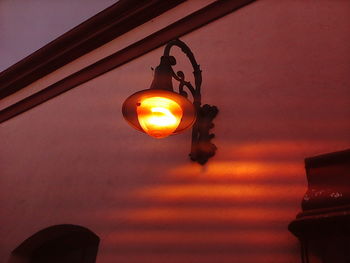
0 0 186 99
0 0 256 123
305 148 350 169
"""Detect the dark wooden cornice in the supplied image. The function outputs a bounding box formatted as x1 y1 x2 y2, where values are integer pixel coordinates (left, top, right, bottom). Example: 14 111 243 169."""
0 0 186 99
305 148 350 169
0 0 256 123
289 149 350 238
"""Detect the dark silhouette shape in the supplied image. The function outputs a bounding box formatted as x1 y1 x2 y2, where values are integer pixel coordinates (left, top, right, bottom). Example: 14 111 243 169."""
289 149 350 263
9 224 99 263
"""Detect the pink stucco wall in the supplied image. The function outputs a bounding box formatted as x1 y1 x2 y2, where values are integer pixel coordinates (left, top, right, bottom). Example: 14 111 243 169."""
1 0 350 262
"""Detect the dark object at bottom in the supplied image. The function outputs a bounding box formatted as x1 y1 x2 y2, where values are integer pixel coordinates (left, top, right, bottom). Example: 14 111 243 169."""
289 149 350 263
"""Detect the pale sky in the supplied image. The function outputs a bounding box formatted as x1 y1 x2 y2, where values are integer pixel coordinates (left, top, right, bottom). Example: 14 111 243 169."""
0 0 118 72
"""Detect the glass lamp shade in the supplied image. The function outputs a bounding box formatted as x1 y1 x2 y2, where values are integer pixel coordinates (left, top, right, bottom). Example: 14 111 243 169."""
122 89 196 138
136 97 183 138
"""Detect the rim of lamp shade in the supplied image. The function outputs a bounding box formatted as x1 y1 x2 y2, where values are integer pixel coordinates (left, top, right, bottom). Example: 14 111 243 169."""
122 89 196 135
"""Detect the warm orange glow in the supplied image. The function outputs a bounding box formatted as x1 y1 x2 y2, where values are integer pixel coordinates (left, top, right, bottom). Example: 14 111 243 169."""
107 229 288 246
122 89 196 136
105 207 293 224
137 97 183 138
135 184 305 202
168 161 304 179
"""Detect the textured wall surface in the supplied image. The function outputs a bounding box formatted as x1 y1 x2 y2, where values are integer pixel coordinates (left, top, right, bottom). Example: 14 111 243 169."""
1 0 350 262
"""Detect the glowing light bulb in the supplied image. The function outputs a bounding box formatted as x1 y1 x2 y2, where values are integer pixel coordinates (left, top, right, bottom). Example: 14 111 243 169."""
137 97 183 138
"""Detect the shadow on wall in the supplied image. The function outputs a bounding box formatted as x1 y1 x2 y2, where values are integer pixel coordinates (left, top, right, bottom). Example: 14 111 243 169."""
8 224 99 263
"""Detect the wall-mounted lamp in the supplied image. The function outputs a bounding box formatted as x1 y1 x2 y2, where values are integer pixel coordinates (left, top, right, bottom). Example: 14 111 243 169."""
122 39 218 165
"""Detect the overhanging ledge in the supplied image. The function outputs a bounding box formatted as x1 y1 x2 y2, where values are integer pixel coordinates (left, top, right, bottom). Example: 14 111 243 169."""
0 0 186 99
0 0 256 123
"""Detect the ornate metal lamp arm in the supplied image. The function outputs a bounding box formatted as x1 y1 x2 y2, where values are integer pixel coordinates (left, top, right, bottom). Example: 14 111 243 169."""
162 39 218 165
163 39 201 104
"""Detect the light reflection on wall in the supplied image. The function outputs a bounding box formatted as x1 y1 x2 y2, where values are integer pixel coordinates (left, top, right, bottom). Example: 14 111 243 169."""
2 0 350 262
168 161 302 178
92 139 349 263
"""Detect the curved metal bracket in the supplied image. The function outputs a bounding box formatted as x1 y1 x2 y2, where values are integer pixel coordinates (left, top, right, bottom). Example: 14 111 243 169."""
162 39 218 165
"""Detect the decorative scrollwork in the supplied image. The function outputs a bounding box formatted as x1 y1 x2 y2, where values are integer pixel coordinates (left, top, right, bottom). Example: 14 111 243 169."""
163 39 218 165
